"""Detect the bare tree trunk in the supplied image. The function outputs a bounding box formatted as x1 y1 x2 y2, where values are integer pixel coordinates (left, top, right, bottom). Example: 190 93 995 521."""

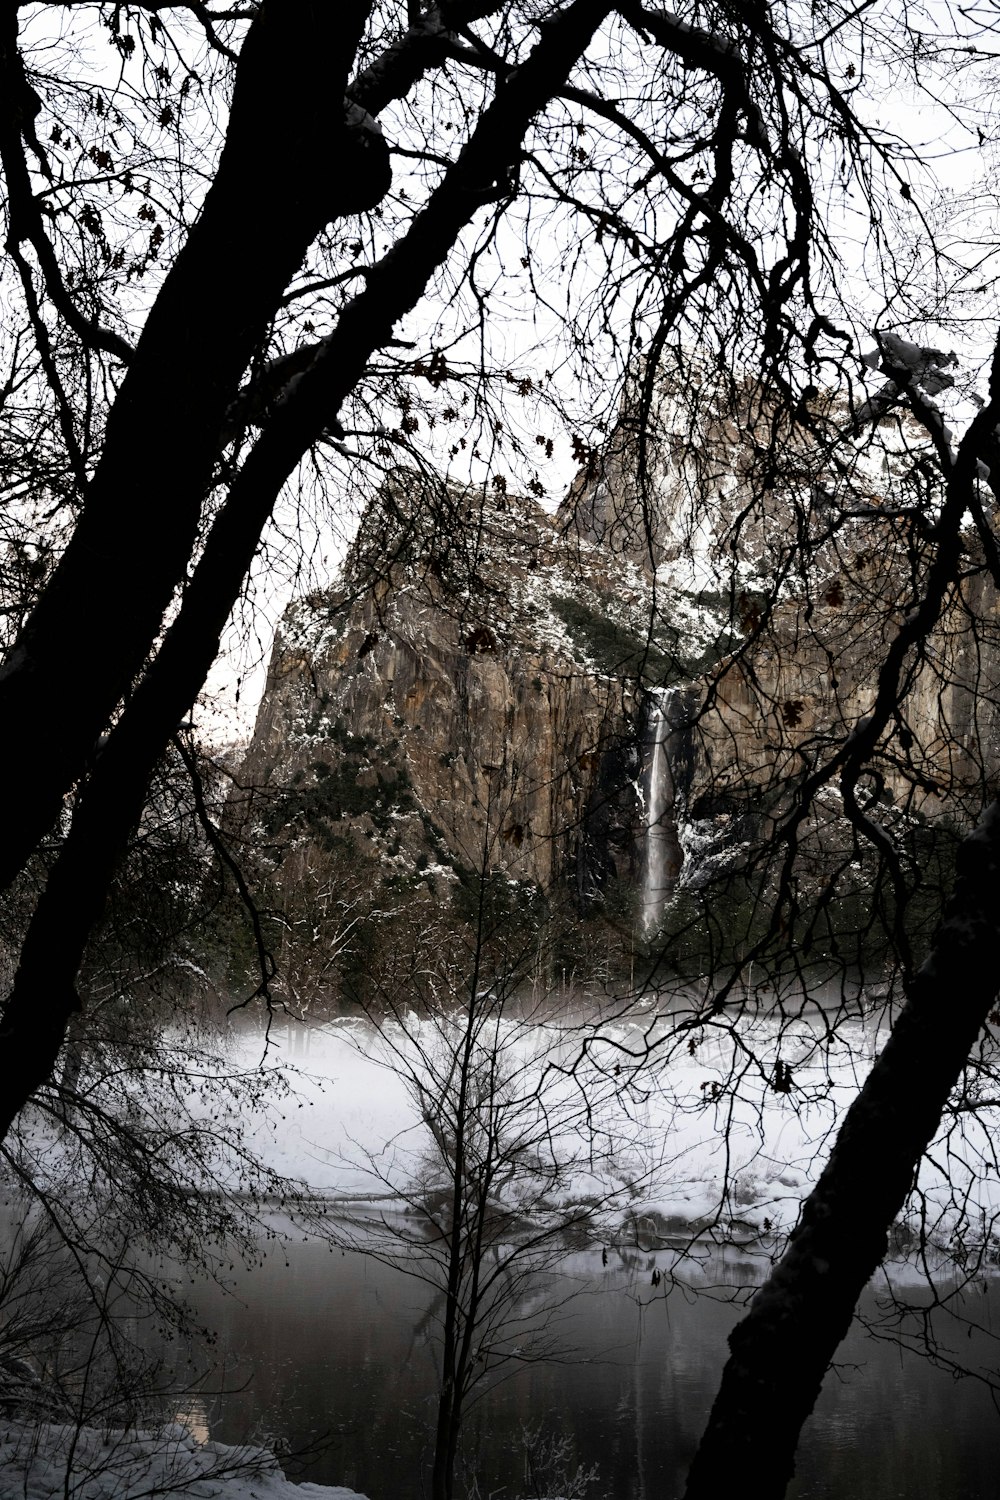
684 798 1000 1500
431 1379 460 1500
0 0 382 891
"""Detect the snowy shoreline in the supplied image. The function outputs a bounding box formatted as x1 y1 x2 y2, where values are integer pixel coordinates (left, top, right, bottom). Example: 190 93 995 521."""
0 1419 369 1499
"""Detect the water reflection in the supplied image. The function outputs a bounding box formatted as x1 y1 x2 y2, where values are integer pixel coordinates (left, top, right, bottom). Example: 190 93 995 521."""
173 1396 210 1445
168 1228 1000 1500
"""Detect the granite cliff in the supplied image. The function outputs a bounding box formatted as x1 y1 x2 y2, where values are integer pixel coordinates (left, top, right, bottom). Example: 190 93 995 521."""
238 476 733 945
237 382 1000 986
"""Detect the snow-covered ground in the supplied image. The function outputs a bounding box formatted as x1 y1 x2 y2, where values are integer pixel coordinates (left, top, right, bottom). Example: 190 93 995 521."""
0 1419 367 1499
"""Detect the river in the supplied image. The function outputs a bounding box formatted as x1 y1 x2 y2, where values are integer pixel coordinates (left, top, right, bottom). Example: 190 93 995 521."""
164 1222 1000 1500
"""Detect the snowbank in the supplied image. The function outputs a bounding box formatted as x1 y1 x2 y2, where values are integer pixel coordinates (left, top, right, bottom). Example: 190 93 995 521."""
0 1419 367 1500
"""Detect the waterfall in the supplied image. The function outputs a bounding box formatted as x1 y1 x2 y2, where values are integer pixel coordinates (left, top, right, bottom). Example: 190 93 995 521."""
642 696 675 937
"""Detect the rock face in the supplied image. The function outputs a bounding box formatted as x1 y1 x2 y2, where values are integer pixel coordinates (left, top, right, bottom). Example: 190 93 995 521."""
565 367 1000 850
241 381 1000 972
239 478 726 919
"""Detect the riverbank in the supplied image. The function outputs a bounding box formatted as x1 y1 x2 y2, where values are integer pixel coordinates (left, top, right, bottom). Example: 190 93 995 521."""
0 1417 368 1498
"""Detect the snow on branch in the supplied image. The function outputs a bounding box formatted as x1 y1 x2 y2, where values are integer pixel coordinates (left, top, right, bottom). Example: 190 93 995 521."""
853 331 958 440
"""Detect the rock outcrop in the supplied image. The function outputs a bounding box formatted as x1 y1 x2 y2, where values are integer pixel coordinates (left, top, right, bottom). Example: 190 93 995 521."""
239 377 1000 984
238 476 730 927
565 365 1000 844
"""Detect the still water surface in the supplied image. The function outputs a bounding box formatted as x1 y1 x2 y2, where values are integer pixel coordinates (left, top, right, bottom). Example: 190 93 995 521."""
172 1225 1000 1500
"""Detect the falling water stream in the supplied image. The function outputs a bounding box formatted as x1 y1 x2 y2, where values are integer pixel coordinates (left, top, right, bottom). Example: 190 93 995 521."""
643 695 675 936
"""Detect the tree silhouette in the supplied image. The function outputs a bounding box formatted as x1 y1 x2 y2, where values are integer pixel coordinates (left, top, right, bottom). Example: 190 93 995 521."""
2 4 1000 1493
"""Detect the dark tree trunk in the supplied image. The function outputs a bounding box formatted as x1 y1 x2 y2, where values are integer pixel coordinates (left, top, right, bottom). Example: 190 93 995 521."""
431 1379 461 1500
684 798 1000 1500
0 0 383 892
